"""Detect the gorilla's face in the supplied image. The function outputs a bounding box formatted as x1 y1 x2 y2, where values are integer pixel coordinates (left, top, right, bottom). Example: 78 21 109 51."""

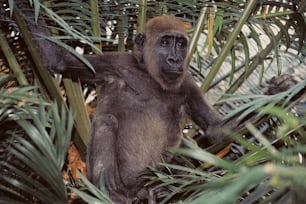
143 31 188 91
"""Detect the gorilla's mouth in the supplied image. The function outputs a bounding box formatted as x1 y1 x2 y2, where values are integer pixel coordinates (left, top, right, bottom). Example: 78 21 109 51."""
162 70 183 80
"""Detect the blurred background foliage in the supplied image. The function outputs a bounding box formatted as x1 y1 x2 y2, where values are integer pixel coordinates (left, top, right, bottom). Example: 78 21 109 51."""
0 0 305 203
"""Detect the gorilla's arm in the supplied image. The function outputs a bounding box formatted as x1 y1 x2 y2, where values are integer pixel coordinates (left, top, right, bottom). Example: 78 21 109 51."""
15 2 138 84
184 76 226 142
60 53 138 83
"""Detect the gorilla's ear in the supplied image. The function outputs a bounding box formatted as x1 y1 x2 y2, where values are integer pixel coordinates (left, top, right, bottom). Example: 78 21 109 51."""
134 32 146 49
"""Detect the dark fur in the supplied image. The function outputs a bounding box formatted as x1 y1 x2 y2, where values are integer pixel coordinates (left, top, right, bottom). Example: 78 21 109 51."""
84 16 224 203
16 8 226 202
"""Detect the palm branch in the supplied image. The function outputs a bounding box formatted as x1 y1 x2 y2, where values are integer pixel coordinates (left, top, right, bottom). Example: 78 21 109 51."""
0 0 305 203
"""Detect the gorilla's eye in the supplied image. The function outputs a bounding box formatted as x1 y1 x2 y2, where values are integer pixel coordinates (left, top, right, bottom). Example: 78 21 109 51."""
161 38 170 47
177 39 186 49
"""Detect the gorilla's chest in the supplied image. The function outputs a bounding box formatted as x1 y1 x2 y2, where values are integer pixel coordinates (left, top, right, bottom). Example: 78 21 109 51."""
98 68 186 119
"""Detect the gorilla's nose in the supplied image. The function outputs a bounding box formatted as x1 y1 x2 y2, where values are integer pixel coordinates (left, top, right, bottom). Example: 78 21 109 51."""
166 56 182 69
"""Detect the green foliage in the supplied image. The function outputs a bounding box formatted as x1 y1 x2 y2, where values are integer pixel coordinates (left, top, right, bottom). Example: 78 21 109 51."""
149 101 306 203
69 171 112 204
0 74 111 203
0 76 69 202
0 0 305 203
219 79 306 121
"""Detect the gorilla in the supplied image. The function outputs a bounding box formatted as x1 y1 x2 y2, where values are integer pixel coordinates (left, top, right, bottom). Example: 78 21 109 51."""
81 15 226 203
15 7 228 202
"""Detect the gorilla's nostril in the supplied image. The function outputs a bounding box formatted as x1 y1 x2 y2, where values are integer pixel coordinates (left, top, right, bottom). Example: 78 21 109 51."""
167 57 180 67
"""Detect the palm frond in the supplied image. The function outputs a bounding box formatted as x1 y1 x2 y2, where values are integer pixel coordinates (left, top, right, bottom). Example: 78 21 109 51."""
150 105 306 203
69 171 112 204
219 79 306 121
0 84 73 203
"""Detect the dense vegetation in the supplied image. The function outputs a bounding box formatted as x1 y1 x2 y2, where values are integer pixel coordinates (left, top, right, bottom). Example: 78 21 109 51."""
0 0 305 203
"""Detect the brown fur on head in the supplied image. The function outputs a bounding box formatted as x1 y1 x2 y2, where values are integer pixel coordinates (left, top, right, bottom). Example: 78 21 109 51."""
143 15 188 42
134 15 189 91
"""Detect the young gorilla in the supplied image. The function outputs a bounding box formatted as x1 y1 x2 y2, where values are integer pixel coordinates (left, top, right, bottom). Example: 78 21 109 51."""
83 15 226 203
18 8 226 202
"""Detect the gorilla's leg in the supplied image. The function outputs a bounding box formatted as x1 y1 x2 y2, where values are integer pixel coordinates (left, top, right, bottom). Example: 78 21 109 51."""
86 114 118 187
